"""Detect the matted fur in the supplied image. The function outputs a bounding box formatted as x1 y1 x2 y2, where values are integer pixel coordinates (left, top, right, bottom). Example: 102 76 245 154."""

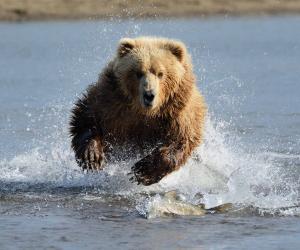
70 36 206 185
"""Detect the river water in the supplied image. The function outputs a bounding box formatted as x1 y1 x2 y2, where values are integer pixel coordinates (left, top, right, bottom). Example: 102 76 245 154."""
0 16 300 249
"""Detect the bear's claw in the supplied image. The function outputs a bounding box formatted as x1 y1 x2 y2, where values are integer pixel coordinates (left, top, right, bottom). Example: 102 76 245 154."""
130 152 171 186
79 139 105 171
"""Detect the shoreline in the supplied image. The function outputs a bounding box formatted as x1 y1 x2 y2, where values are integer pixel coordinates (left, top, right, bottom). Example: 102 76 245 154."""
1 0 300 22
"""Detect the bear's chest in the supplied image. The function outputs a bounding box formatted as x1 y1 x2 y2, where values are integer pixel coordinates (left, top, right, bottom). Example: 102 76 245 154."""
102 112 168 146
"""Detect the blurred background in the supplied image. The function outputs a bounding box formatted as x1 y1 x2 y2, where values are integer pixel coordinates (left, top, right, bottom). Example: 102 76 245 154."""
1 0 300 21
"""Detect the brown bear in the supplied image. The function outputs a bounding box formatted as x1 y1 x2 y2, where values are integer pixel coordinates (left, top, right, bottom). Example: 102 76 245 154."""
70 36 206 185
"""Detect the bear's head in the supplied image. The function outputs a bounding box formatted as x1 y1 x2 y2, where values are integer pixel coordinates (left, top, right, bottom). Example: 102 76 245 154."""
113 37 192 115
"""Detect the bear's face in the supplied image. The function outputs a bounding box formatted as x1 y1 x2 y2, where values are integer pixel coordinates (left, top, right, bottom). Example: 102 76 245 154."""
113 37 187 114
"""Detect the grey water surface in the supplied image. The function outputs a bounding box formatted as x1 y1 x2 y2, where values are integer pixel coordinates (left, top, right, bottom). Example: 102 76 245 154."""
0 16 300 249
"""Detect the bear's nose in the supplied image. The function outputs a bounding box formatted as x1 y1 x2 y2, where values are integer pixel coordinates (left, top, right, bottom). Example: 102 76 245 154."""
143 91 155 106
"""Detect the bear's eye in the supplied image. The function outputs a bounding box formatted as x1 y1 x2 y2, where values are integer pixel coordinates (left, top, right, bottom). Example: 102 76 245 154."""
136 71 144 79
157 72 164 79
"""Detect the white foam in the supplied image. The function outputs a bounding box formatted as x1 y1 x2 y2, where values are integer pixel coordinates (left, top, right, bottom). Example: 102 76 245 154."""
0 114 298 216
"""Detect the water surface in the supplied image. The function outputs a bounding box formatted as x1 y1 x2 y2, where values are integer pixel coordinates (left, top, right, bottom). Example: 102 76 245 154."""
0 16 300 249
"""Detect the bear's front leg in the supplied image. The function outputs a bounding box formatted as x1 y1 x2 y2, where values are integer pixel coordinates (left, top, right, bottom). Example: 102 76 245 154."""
82 137 105 171
130 146 186 186
72 131 106 171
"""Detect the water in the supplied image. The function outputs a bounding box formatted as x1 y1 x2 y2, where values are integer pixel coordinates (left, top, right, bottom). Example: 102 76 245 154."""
0 16 300 249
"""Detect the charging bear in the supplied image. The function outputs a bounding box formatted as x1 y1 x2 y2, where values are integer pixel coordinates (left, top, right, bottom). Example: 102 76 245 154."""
70 37 206 185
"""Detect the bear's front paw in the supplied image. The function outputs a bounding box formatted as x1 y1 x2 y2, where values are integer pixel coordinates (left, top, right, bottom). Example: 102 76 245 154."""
78 139 105 171
130 150 173 186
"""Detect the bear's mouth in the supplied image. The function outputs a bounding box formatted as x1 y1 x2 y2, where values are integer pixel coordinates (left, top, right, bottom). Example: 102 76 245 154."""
142 91 155 108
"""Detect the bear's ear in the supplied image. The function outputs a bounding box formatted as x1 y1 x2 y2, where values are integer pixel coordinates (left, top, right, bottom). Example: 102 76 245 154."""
164 40 186 63
117 38 135 57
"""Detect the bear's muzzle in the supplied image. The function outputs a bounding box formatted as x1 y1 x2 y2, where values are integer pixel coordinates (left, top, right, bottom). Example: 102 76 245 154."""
143 90 155 107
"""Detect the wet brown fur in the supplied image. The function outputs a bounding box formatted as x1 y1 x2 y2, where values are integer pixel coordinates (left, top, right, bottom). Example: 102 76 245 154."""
70 37 206 185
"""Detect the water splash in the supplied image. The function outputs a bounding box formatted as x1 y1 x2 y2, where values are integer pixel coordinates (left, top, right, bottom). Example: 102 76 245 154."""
1 106 299 217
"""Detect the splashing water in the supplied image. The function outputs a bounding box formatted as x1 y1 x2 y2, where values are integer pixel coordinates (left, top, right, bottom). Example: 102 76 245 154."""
1 19 299 219
1 107 299 217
